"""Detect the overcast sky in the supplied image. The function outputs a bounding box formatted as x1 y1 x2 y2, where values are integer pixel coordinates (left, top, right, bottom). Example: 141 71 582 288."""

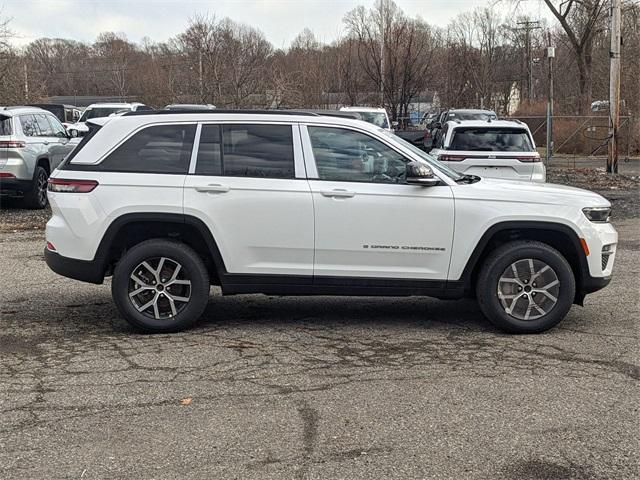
2 0 554 47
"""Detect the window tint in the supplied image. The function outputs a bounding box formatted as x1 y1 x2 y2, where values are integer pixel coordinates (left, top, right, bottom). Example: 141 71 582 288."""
100 124 196 173
195 125 222 175
308 126 408 183
449 128 534 152
19 115 39 137
46 115 67 138
0 116 12 135
34 114 54 137
222 124 294 178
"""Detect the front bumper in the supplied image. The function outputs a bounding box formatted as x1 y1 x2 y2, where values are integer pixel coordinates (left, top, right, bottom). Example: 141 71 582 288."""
44 247 105 284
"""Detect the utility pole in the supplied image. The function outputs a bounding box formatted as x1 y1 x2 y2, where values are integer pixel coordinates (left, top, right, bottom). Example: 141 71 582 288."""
607 0 622 174
516 20 541 102
379 8 385 107
23 62 29 101
546 32 555 164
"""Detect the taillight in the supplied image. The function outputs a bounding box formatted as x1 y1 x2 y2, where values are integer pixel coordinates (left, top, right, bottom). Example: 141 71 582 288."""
0 172 15 178
48 178 98 193
516 154 541 162
0 140 26 148
46 241 56 251
438 154 466 162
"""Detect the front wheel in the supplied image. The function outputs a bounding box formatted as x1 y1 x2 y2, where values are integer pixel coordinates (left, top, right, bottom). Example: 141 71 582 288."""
112 239 210 333
476 240 576 333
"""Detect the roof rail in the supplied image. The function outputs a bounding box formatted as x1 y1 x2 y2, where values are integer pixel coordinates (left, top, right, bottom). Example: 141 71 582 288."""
123 109 321 117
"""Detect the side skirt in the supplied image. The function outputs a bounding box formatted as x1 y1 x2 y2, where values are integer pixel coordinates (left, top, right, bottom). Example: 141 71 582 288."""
220 274 466 299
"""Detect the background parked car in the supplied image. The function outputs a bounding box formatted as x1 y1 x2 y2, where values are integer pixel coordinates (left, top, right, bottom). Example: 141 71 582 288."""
340 106 391 130
429 109 498 149
28 104 81 130
0 106 76 208
429 119 545 182
67 102 152 137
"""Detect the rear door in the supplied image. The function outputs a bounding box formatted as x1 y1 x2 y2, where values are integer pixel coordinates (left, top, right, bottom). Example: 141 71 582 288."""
44 114 73 168
183 122 314 279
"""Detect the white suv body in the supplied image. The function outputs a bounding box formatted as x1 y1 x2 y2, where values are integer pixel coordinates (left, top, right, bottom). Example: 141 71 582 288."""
430 120 546 182
45 111 616 334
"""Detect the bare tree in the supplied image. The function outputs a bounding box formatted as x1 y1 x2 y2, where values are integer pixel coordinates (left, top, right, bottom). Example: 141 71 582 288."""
541 0 608 112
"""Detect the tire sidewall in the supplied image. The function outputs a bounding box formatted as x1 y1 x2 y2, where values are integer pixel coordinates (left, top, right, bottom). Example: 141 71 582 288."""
112 240 209 333
478 244 575 333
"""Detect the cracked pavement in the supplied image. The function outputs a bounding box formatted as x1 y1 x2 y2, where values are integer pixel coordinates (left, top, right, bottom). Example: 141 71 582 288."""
0 219 638 479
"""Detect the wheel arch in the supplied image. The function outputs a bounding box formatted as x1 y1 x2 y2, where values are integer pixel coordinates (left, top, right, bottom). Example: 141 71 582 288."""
459 221 590 303
95 213 227 285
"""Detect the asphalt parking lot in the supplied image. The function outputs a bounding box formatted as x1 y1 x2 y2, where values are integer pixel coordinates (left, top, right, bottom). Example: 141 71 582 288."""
1 185 639 479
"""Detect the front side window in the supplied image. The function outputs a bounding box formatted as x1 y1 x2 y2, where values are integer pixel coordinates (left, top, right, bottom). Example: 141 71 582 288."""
308 126 407 184
100 124 196 173
222 124 294 178
46 115 68 138
449 128 534 152
34 114 54 137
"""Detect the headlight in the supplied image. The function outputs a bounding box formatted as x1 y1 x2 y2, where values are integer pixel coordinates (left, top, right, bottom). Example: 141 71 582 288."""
583 207 611 223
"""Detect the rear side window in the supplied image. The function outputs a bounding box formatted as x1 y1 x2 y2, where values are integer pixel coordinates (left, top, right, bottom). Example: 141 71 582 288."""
0 116 12 135
196 125 222 175
46 115 67 138
19 115 39 137
223 124 294 178
100 124 196 174
195 124 294 178
449 128 534 152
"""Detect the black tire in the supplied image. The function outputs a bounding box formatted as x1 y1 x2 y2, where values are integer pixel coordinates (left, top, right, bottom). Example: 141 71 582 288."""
23 166 49 209
112 239 210 333
476 240 575 334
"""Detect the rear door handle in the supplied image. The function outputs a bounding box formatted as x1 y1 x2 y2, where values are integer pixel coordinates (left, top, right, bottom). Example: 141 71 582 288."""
320 189 355 198
195 184 230 193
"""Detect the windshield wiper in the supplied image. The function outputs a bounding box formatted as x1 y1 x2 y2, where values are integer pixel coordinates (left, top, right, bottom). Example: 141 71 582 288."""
455 174 481 184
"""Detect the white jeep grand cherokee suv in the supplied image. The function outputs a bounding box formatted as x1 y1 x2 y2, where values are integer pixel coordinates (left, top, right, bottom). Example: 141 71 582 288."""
45 110 617 334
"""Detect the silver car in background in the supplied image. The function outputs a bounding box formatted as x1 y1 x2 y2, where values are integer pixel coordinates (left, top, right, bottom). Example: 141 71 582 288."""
0 106 76 208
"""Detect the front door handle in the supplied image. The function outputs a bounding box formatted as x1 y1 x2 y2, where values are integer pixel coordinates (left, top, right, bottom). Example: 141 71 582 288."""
320 189 355 198
195 184 230 193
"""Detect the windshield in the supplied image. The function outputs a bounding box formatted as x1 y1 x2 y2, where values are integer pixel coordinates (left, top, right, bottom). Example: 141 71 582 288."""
448 111 496 121
358 112 389 129
450 128 534 152
382 130 462 181
79 107 127 122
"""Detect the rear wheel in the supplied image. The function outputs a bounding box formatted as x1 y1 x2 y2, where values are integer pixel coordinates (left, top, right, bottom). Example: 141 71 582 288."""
23 166 49 209
476 240 575 333
112 239 210 333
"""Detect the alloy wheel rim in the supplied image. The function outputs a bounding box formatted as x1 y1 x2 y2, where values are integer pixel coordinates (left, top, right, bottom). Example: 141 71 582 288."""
497 258 560 321
37 171 48 206
128 257 192 320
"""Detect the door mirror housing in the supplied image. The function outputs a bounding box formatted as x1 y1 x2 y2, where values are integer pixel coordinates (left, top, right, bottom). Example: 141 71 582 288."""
405 162 439 186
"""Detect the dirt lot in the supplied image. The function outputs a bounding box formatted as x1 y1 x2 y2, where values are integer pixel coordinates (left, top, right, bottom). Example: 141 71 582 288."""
0 165 638 479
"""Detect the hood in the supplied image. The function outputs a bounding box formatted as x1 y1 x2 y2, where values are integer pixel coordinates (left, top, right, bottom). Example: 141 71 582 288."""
454 177 610 208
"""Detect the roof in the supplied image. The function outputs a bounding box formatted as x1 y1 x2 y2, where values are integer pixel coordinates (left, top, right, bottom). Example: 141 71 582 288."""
124 109 319 117
0 106 52 116
445 119 528 129
447 109 497 115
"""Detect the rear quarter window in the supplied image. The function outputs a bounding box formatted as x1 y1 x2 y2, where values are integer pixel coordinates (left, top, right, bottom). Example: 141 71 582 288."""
449 128 534 152
98 124 196 174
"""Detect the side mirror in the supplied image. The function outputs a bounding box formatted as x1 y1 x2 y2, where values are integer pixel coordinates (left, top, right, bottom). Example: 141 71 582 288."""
69 129 78 138
391 121 399 128
434 122 442 129
406 162 439 186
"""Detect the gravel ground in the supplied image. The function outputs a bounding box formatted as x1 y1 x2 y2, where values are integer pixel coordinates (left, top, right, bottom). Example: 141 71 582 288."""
0 221 638 479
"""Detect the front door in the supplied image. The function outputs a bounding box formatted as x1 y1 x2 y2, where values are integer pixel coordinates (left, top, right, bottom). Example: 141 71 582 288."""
302 124 455 281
